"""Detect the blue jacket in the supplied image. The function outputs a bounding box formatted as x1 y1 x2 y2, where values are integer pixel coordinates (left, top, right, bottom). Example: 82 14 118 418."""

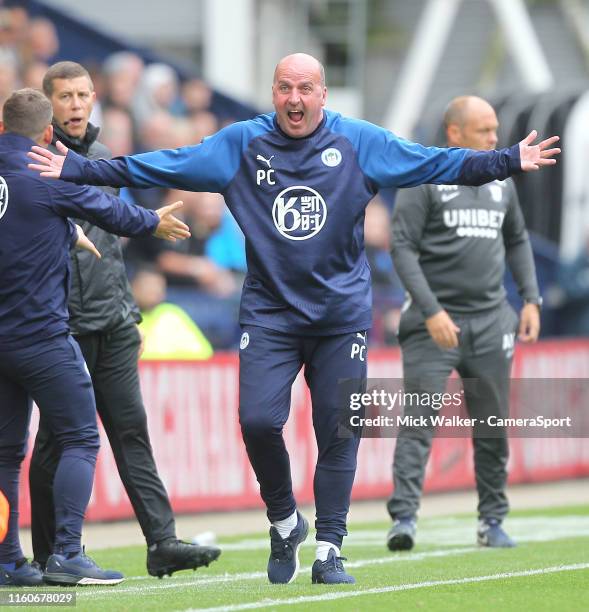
59 110 521 335
0 133 159 347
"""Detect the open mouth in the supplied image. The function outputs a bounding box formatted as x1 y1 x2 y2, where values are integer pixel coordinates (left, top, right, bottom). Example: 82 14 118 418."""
65 117 84 128
287 110 304 124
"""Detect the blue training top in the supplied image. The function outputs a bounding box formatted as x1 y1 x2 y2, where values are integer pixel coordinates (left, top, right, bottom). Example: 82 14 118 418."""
59 110 521 336
0 133 160 347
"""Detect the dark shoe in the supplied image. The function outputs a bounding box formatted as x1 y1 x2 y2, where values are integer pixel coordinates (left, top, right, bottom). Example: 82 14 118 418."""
267 511 309 584
0 558 44 586
311 548 355 584
147 539 221 578
477 519 516 548
43 549 124 586
386 517 416 551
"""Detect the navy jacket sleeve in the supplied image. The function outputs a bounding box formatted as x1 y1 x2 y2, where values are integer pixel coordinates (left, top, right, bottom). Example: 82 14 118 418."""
47 180 159 238
61 122 248 193
332 117 522 188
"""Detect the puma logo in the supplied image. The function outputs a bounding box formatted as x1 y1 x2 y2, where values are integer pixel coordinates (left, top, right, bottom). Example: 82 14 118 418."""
256 154 275 168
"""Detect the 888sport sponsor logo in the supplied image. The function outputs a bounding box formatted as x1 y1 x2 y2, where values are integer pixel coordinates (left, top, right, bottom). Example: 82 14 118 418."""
272 185 327 241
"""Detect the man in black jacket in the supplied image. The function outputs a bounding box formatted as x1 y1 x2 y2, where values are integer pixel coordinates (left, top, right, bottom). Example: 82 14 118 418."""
29 61 220 577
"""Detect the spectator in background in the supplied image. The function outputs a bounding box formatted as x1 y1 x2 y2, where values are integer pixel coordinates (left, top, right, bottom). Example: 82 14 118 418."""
100 106 135 157
85 62 107 128
188 110 219 145
0 6 28 69
133 63 182 127
101 51 144 150
125 189 245 348
558 230 589 335
21 60 49 89
180 78 213 116
364 197 405 345
0 60 18 113
156 190 245 292
27 18 59 64
131 267 213 360
137 110 179 150
101 51 144 113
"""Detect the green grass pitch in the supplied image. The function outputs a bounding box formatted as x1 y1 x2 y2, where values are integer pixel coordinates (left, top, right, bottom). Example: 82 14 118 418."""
16 505 589 611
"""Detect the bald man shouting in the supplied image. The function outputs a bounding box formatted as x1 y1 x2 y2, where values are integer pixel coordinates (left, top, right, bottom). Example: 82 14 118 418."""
29 57 558 584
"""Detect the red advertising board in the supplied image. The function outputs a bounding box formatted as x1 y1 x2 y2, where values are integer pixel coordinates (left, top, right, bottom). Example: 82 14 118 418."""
17 340 589 524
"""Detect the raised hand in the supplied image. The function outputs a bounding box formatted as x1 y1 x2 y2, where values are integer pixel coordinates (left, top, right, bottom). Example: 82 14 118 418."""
154 201 191 242
519 131 560 172
27 141 69 178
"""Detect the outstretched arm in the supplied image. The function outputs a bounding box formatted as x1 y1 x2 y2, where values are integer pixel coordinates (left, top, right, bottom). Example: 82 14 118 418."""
435 131 559 186
28 121 247 194
48 178 190 242
341 119 561 189
28 140 227 191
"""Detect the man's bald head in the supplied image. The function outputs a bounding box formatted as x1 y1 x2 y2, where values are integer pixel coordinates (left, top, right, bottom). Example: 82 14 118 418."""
272 52 327 138
443 96 493 129
273 53 325 87
443 95 499 151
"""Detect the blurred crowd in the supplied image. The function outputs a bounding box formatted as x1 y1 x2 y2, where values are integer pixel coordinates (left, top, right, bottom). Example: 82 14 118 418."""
0 6 59 100
0 5 252 351
0 4 406 351
2 4 588 350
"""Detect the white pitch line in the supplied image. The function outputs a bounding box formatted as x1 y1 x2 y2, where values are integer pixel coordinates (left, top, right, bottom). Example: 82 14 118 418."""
75 546 477 598
121 515 589 584
75 515 589 598
214 515 589 551
186 563 589 612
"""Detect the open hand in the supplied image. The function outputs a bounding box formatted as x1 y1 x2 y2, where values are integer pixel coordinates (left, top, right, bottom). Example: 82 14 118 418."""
154 201 191 241
519 131 560 171
27 141 69 178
